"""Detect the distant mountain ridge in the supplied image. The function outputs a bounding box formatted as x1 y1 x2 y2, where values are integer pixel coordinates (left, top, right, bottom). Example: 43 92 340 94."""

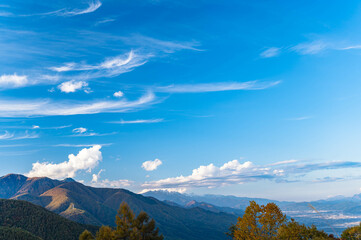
0 174 237 240
143 190 361 235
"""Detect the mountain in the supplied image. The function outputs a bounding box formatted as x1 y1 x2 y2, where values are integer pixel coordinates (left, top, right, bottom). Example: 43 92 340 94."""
0 226 41 240
0 199 97 240
143 190 361 236
0 174 237 240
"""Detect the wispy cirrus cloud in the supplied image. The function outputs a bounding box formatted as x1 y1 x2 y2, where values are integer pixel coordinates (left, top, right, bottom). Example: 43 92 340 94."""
109 119 164 124
2 1 102 17
263 40 361 58
53 143 112 147
49 50 149 79
0 131 39 140
0 91 156 117
260 47 281 58
287 116 312 121
154 80 281 93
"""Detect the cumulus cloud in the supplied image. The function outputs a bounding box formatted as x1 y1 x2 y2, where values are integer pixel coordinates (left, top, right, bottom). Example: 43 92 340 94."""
154 81 281 93
142 159 163 171
0 74 28 88
141 158 361 192
113 91 124 98
92 169 104 182
58 80 89 93
0 91 156 117
260 47 281 58
27 145 102 179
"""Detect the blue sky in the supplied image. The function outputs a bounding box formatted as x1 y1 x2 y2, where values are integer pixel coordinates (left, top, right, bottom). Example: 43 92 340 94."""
2 0 361 201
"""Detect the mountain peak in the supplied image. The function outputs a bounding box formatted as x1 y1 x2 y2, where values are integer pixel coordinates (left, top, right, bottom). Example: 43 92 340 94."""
63 178 76 183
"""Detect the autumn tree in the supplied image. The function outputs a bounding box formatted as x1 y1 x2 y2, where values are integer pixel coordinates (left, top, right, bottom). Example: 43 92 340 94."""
232 201 286 240
79 230 95 240
341 223 361 239
79 202 163 240
277 218 333 240
230 201 337 240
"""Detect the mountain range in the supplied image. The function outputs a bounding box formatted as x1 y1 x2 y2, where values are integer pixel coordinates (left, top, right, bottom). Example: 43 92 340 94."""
143 190 361 236
0 174 237 240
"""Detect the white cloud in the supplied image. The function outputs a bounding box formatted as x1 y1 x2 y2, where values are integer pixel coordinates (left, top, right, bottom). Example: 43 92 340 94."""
51 63 76 72
260 47 281 58
49 51 148 79
154 81 281 93
27 145 102 179
268 159 298 166
141 158 361 192
0 131 14 140
113 91 124 98
73 127 87 134
91 179 133 188
45 0 102 17
92 169 104 182
110 119 164 124
0 74 28 88
141 159 263 192
32 125 40 129
291 41 327 55
142 159 163 171
121 35 201 53
0 91 156 117
0 131 38 140
58 80 89 93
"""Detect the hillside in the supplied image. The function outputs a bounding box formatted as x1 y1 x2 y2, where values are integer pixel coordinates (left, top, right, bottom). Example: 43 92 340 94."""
0 199 97 240
0 226 41 240
0 174 237 240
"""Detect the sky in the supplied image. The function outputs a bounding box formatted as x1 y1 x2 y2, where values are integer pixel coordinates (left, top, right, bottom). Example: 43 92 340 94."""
2 0 361 201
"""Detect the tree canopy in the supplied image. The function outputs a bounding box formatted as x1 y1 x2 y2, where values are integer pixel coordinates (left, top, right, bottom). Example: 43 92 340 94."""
230 201 337 240
80 202 163 240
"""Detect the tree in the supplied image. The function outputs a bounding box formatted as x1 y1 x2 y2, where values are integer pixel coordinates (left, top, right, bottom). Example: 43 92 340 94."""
79 230 95 240
341 223 361 239
232 201 286 240
277 219 333 240
79 202 163 240
230 201 336 240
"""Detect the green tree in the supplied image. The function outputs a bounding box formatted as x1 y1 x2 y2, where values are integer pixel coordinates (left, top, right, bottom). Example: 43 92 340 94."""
80 202 163 240
79 230 95 240
277 219 332 240
341 223 361 239
96 226 114 240
232 201 286 240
